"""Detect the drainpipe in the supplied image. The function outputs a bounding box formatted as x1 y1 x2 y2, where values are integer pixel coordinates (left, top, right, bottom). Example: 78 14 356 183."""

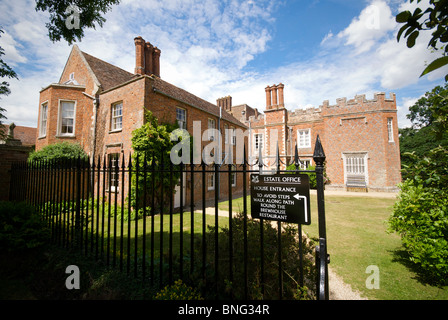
217 106 222 200
91 95 99 163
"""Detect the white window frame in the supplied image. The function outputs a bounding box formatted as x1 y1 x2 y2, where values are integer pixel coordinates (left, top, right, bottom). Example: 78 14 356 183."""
231 126 236 145
176 107 186 130
231 164 237 187
39 102 48 138
342 152 369 185
111 102 123 131
387 118 394 142
297 129 311 148
207 173 215 190
224 124 229 144
57 100 76 137
254 133 263 153
208 118 216 141
108 153 120 192
299 159 311 170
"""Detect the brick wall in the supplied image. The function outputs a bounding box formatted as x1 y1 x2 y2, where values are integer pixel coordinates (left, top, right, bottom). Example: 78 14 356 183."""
0 145 32 201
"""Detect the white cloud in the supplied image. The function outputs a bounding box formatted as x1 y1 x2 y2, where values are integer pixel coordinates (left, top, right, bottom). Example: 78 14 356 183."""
0 30 27 65
397 96 419 128
0 0 445 133
337 0 396 54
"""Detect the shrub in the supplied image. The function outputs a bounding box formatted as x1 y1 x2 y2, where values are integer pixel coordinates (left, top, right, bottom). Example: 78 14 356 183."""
0 201 50 252
28 141 87 162
285 163 322 189
154 280 203 300
187 213 316 300
388 146 448 284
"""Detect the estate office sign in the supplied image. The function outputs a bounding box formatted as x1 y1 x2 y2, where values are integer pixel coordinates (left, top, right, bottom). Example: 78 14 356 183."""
250 174 311 224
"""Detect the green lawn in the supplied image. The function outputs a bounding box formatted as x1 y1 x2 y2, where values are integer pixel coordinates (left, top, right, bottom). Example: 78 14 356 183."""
218 194 448 300
91 211 228 260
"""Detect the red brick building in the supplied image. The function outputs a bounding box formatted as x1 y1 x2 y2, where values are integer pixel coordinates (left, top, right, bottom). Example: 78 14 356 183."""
222 84 402 192
36 36 247 206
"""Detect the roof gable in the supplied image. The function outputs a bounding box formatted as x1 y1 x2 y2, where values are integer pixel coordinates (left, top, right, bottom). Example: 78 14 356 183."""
81 51 136 92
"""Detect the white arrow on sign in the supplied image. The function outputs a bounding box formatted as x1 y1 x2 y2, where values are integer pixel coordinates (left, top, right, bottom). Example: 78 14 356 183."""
293 194 308 223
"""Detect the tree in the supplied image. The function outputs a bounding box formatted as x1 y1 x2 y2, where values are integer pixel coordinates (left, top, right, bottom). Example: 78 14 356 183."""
406 82 448 138
35 0 121 45
130 111 180 212
390 83 448 284
0 28 19 140
388 147 448 285
396 0 448 80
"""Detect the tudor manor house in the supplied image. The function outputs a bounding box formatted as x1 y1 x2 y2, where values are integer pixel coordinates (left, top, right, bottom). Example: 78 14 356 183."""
36 36 401 201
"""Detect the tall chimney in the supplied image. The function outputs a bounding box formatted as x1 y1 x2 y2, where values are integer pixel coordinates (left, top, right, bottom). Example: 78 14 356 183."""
134 36 145 75
265 86 272 109
277 83 284 107
271 85 278 107
153 47 161 78
144 42 153 75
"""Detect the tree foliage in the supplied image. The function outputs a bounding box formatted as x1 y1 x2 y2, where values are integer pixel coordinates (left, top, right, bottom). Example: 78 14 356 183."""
406 82 448 138
396 0 448 80
130 110 180 211
388 147 448 284
391 83 448 284
0 28 19 140
28 141 88 162
35 0 120 45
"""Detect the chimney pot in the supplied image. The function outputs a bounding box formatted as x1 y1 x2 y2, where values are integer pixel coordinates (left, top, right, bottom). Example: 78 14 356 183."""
265 86 272 109
134 37 146 75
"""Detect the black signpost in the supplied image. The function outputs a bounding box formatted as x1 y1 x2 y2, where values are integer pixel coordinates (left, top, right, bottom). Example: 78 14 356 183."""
250 173 311 225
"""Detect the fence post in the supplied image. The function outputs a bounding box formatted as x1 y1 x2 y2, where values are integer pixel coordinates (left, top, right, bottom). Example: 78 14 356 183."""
75 156 82 248
313 135 329 300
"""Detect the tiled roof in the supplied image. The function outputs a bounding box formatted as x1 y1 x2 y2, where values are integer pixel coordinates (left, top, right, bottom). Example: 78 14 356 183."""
152 77 246 127
2 124 37 146
81 51 246 128
81 51 136 91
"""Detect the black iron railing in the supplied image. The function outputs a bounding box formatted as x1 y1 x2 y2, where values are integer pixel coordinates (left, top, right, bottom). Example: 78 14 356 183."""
9 137 329 300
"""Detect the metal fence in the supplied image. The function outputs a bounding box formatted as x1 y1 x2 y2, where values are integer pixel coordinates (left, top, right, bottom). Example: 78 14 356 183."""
9 138 329 300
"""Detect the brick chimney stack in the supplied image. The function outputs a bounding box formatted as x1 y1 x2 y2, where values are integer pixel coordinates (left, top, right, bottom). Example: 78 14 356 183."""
134 36 161 78
265 85 272 109
265 83 285 109
217 96 232 112
277 83 284 107
134 36 145 75
144 42 153 75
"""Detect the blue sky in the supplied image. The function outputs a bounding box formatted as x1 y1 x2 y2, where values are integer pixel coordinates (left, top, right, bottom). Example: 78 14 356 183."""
0 0 447 128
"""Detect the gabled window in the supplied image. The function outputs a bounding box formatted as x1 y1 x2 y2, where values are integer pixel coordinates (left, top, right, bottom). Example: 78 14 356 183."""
39 102 48 137
297 129 311 148
176 107 186 129
111 102 123 131
59 100 75 136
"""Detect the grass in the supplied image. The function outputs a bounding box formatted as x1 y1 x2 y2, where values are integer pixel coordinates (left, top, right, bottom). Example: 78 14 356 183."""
0 210 229 300
218 193 448 300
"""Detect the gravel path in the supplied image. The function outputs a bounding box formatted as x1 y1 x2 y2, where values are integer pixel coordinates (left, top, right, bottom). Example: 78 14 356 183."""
203 207 370 300
328 267 368 300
